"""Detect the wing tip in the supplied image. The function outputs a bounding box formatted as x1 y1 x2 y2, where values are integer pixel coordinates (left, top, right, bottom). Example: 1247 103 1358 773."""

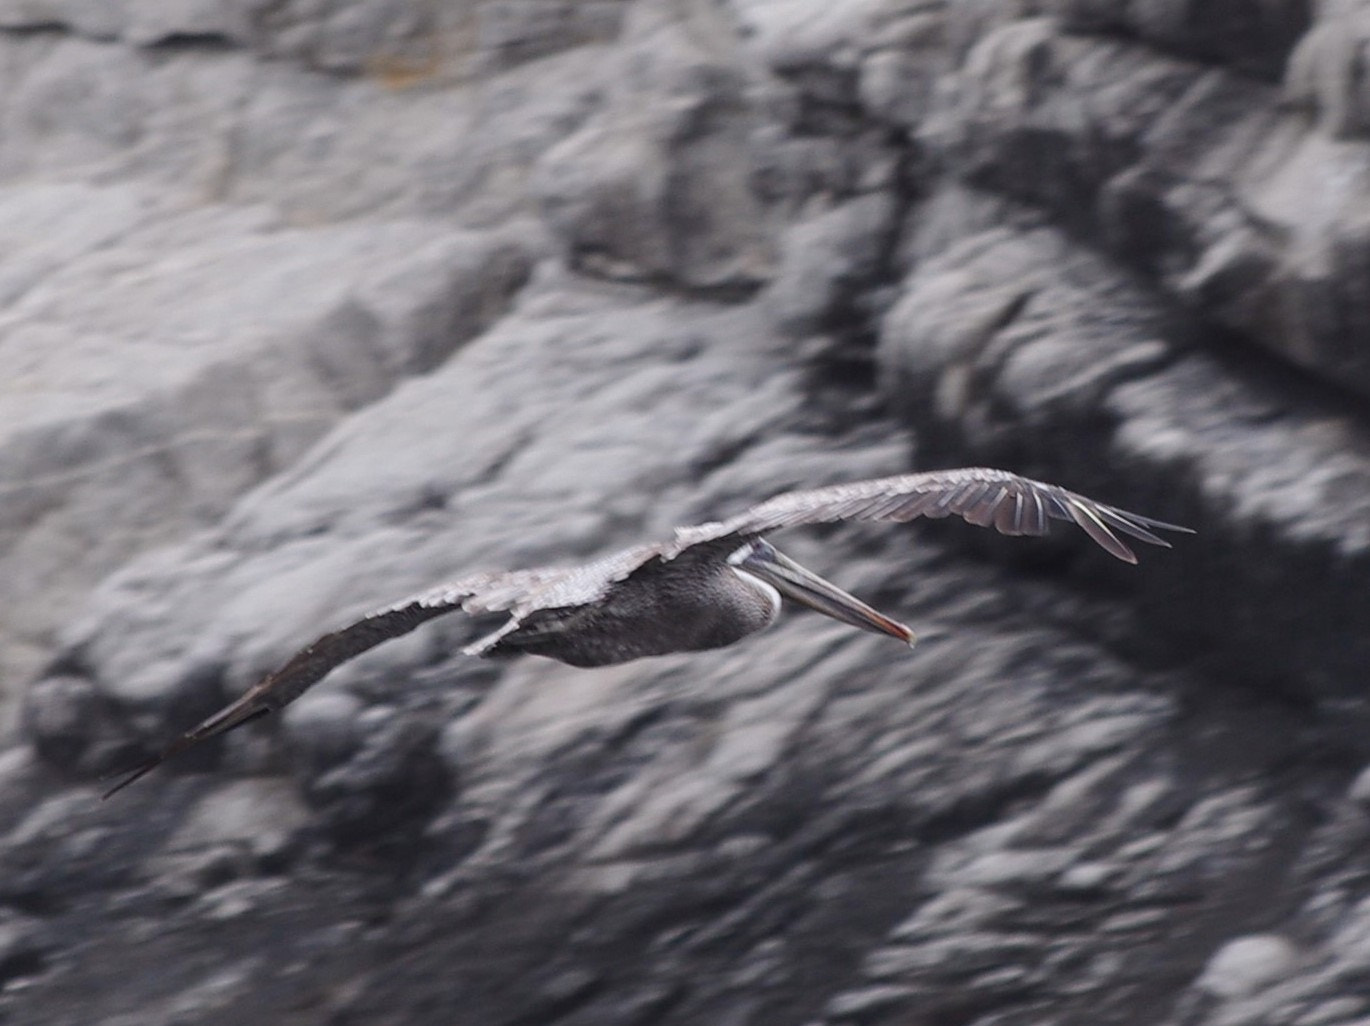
97 702 274 799
99 756 164 801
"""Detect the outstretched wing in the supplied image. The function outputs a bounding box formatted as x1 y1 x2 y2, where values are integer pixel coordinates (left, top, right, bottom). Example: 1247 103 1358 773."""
102 543 681 798
669 467 1191 564
100 564 594 799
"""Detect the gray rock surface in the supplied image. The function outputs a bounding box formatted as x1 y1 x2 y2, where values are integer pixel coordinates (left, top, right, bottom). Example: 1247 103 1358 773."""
1 3 1370 1026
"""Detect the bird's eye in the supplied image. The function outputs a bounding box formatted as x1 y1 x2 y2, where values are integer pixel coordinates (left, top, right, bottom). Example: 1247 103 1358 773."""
728 539 774 566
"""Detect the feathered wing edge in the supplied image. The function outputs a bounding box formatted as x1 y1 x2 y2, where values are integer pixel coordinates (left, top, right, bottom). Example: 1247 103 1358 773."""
670 468 1192 565
100 574 514 799
99 550 676 798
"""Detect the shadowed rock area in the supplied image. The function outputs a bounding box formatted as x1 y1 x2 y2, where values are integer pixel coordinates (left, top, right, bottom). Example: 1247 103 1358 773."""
3 2 1370 1024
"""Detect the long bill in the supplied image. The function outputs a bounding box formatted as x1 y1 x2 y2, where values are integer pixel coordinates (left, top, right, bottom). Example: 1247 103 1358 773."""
735 542 916 646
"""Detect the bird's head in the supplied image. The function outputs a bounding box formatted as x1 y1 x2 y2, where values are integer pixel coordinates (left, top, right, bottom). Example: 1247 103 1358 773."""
728 539 916 646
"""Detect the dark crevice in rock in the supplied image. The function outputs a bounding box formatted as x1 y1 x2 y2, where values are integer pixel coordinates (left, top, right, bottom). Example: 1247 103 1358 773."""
565 250 768 303
796 191 918 434
0 947 47 989
777 65 867 137
0 22 71 40
141 32 241 54
1049 2 1314 84
1187 320 1370 444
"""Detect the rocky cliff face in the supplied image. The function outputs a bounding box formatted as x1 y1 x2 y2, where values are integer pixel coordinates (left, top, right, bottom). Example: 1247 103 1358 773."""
3 2 1370 1024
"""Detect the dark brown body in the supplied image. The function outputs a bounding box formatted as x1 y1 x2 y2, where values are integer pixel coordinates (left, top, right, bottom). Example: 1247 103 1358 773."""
487 547 778 667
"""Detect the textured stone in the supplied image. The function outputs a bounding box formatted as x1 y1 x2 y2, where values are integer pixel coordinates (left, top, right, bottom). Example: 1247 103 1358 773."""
761 192 899 337
1 4 1370 1026
1197 934 1299 999
0 191 536 714
535 17 776 290
163 778 310 865
919 12 1370 407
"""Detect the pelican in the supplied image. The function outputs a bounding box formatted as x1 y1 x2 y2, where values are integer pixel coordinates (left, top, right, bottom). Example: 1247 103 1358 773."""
102 468 1189 797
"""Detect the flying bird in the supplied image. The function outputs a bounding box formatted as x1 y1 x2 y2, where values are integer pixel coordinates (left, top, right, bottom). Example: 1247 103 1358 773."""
102 467 1189 798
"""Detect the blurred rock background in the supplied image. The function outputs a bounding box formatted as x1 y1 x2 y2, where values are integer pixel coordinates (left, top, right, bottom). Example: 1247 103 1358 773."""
2 0 1370 1023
